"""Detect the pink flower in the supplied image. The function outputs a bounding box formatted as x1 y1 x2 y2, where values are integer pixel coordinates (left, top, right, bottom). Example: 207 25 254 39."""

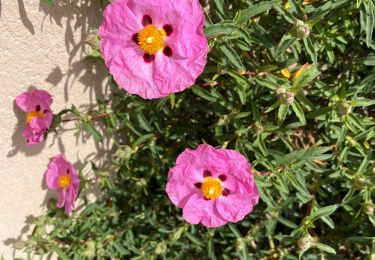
99 0 208 99
45 155 80 214
166 144 259 228
15 89 53 146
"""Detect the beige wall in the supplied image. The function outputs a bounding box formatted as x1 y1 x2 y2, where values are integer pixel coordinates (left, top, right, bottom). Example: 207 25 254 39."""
0 0 109 258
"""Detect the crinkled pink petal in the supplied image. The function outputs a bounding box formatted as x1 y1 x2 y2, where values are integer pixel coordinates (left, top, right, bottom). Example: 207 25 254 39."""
57 189 66 208
99 0 141 68
215 191 259 223
166 165 201 208
15 89 52 113
45 163 59 189
182 193 227 228
15 93 29 112
64 186 76 214
166 144 259 228
32 89 53 107
109 47 164 99
22 117 47 146
99 0 208 99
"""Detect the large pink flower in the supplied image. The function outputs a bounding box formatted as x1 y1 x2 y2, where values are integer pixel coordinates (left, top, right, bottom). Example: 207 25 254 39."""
166 144 259 228
45 155 80 214
99 0 208 99
15 89 53 146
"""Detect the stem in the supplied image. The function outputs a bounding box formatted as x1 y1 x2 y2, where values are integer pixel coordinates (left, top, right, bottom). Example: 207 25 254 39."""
61 113 109 122
240 71 269 76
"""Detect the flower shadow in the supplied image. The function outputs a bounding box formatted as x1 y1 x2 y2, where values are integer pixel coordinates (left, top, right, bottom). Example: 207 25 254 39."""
39 0 112 103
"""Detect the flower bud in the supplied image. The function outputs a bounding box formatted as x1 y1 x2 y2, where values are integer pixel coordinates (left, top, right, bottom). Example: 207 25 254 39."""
336 102 352 116
364 202 374 215
84 30 99 49
298 234 316 251
82 241 96 258
279 91 295 105
235 238 246 250
275 86 286 95
13 240 26 250
294 20 310 39
155 242 167 255
352 177 366 190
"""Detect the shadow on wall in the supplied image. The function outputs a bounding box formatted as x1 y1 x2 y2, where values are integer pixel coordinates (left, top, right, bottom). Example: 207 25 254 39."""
18 0 35 34
39 0 113 103
9 0 116 158
5 0 117 254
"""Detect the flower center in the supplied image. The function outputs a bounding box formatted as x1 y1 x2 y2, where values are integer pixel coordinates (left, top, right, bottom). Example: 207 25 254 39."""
26 111 45 124
201 177 222 200
58 175 71 189
137 25 166 55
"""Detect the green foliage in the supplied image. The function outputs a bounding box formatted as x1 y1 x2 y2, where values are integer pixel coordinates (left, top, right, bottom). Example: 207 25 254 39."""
19 0 375 259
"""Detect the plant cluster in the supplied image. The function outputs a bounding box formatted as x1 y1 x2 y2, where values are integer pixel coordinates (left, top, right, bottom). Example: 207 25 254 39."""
11 0 375 259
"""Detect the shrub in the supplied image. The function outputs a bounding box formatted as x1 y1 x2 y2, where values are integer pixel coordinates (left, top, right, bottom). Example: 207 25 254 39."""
14 0 375 259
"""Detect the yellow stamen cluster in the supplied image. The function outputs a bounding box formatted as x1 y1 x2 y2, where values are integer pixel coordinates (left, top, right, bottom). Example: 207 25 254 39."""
138 25 166 55
58 175 71 189
201 177 222 200
26 111 45 124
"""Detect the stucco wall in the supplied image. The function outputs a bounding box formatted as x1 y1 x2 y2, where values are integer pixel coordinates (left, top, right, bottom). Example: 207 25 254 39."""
0 0 109 258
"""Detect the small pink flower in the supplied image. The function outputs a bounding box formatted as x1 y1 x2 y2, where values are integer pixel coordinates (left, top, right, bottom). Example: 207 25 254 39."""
166 144 259 228
45 155 80 214
15 89 53 146
99 0 208 99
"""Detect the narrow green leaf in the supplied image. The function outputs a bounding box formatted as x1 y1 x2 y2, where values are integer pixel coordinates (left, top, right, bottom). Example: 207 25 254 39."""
309 205 339 222
316 242 336 254
86 121 103 143
291 101 306 125
236 1 278 24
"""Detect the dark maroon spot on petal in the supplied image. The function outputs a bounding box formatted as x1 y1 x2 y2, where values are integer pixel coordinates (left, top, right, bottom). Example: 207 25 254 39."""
163 46 173 57
204 197 210 200
132 33 139 44
143 53 155 63
163 24 173 36
218 175 227 181
222 188 230 196
142 15 152 26
67 169 70 174
36 105 41 111
43 109 49 114
194 182 202 189
203 170 211 177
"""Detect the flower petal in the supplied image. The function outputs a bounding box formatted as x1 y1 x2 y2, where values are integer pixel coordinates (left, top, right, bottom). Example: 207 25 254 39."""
182 193 227 228
215 191 258 223
57 189 66 208
45 163 59 189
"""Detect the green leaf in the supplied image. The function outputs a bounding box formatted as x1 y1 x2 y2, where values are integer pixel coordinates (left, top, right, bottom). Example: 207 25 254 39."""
278 104 289 124
218 42 246 70
113 241 130 255
275 35 296 57
316 242 336 254
236 1 278 24
292 65 320 90
309 205 339 222
291 101 306 125
364 1 375 47
52 246 70 260
303 37 317 64
132 133 155 147
86 121 103 143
